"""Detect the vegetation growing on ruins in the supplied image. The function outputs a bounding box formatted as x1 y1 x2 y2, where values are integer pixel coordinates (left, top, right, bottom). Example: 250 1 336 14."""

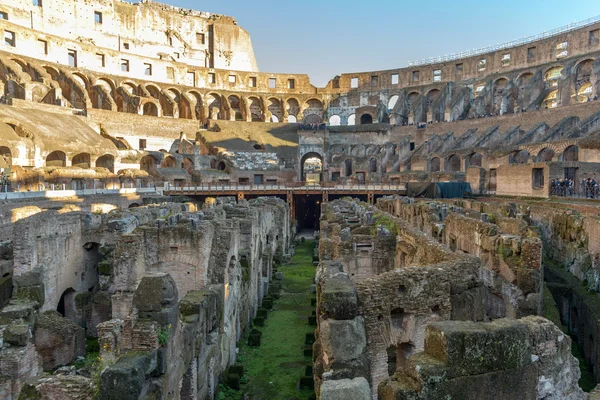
371 212 399 236
217 240 315 400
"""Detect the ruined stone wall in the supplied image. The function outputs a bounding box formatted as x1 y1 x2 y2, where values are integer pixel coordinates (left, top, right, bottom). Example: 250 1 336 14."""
378 197 543 318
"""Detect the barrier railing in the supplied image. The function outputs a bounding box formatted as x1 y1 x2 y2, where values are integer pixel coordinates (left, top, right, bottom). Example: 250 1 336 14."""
407 16 600 67
166 182 407 193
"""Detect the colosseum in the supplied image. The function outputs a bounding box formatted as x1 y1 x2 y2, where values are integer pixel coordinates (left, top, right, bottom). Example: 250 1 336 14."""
1 0 600 399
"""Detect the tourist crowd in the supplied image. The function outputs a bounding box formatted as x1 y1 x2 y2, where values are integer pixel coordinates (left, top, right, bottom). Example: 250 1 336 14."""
551 178 599 198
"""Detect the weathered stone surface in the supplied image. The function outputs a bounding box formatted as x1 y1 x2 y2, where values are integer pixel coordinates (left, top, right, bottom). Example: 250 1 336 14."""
99 351 157 400
34 311 85 370
321 377 371 400
319 317 366 363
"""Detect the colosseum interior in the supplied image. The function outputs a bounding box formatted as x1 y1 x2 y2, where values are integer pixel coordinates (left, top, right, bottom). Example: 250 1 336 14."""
1 0 600 399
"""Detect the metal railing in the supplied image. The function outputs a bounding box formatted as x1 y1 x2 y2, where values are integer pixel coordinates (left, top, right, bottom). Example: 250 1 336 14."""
166 181 407 193
407 16 600 67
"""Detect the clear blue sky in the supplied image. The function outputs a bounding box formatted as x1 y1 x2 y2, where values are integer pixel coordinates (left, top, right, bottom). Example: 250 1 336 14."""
163 0 600 87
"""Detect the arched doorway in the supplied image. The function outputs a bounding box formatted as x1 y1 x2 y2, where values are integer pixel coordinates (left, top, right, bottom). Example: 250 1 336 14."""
344 159 353 177
142 102 158 116
562 145 579 162
57 288 76 319
537 148 555 162
181 157 194 173
347 114 356 125
96 154 115 173
301 152 323 183
466 153 483 168
360 114 373 125
328 115 341 126
161 156 177 168
445 154 461 172
46 150 66 167
140 154 158 174
72 153 91 168
429 157 441 172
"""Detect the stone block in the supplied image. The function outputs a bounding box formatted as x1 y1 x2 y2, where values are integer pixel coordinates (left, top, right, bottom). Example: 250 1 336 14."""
5 323 31 346
320 377 371 400
99 351 157 400
424 318 531 377
319 271 358 320
319 317 366 364
133 274 178 313
34 311 85 370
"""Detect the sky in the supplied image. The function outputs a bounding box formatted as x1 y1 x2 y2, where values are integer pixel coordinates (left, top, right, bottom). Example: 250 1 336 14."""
162 0 600 87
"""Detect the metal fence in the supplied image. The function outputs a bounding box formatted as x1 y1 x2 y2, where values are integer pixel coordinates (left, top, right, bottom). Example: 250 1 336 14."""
407 16 600 67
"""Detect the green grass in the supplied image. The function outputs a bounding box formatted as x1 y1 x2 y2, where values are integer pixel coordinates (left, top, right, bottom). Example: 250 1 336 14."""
218 240 316 400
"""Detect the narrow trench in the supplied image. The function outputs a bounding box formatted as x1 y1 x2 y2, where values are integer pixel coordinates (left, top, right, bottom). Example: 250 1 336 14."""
543 260 598 392
218 239 317 400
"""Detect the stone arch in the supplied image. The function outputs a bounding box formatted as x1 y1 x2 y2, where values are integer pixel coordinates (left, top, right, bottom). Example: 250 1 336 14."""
181 157 194 173
574 59 594 102
120 81 138 95
72 153 91 168
217 160 227 171
145 84 162 100
329 115 341 126
161 155 177 168
268 98 282 122
287 115 297 123
286 98 300 119
347 114 356 125
162 88 181 118
301 152 323 182
360 114 373 124
228 95 244 121
537 148 555 162
0 146 12 167
344 159 353 177
140 154 159 174
72 72 90 90
445 154 461 172
206 93 223 120
511 150 530 164
46 150 66 167
429 157 441 172
57 288 76 319
544 66 563 87
425 89 441 121
369 158 378 173
542 90 559 109
493 78 508 114
303 114 322 124
388 95 400 111
96 154 115 173
187 90 204 121
562 145 579 162
248 96 263 121
142 102 159 116
466 152 483 168
304 98 324 120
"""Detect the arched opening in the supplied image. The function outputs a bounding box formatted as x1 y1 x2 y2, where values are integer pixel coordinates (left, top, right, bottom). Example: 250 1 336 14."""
286 98 299 121
466 153 483 168
0 146 12 167
304 99 323 122
407 92 420 111
360 114 373 125
545 66 563 87
493 78 508 115
161 156 177 168
388 95 400 111
181 157 194 173
328 115 341 126
96 154 115 173
425 89 441 121
563 145 579 162
575 60 593 102
248 97 263 122
429 157 440 172
301 152 323 183
445 154 461 172
344 159 353 177
537 148 555 162
142 102 158 116
72 153 91 168
287 115 297 123
268 98 282 122
128 203 140 208
57 288 76 319
542 90 559 109
387 345 397 376
140 154 158 174
369 158 378 173
511 150 530 164
206 93 222 120
347 114 356 126
303 114 322 124
217 161 227 171
46 150 66 167
228 95 244 121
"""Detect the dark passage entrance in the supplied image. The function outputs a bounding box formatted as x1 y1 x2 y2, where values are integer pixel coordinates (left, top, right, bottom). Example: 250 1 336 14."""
295 194 321 231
